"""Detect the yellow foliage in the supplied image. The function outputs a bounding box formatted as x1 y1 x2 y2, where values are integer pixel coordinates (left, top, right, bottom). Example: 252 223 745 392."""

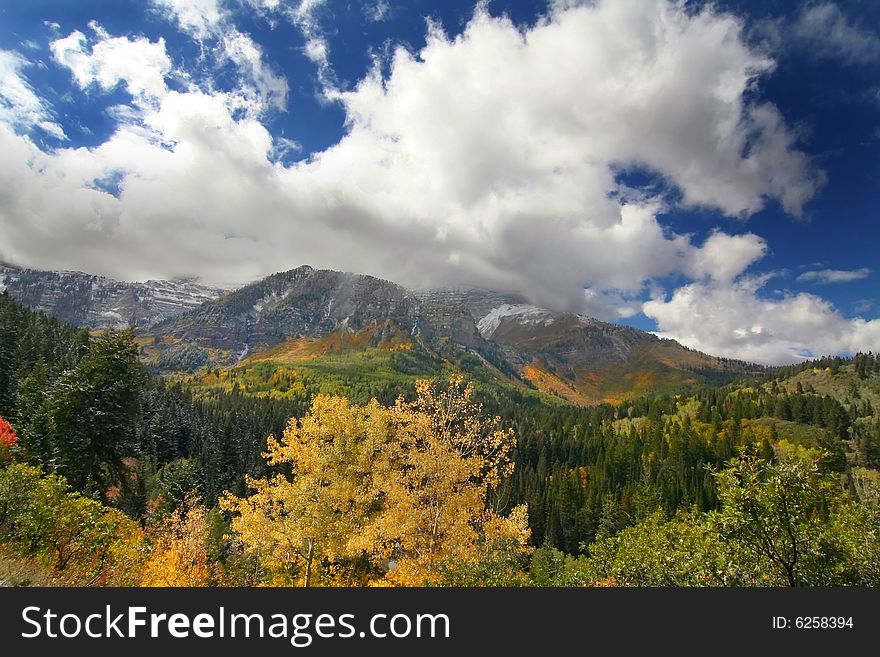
221 395 390 586
140 501 215 587
356 375 519 585
221 375 529 586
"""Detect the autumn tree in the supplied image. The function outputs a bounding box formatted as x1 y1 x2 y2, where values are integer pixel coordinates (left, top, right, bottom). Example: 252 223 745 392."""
221 396 389 586
356 376 527 585
221 376 530 586
141 496 216 587
0 415 17 463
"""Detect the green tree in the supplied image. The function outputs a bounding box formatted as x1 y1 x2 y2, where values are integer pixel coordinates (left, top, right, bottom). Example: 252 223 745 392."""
47 329 146 499
584 509 728 586
711 455 861 586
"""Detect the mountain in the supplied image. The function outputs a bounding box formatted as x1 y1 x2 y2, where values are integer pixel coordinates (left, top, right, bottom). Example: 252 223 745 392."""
1 261 757 404
0 263 225 329
141 265 510 373
418 288 756 404
142 267 756 403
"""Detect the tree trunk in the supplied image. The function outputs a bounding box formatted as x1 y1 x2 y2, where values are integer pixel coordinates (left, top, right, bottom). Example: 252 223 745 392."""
304 539 314 587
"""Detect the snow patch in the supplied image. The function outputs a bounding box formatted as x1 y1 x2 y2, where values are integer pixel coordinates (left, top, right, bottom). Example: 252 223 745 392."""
235 344 249 363
477 304 556 337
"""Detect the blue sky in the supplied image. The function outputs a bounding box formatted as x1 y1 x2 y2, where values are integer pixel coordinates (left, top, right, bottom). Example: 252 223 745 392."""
0 0 878 364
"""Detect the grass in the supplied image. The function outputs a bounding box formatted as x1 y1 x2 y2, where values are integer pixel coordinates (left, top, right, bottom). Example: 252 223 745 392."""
0 546 55 587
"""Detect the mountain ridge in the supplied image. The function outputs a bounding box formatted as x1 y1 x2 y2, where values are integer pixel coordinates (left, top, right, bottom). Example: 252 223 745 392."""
0 262 225 330
2 263 761 404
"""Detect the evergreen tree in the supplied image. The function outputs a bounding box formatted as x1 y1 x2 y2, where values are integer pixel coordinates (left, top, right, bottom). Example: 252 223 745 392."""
47 329 147 499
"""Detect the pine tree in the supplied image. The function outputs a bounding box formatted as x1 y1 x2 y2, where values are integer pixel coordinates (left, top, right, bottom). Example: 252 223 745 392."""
47 329 147 499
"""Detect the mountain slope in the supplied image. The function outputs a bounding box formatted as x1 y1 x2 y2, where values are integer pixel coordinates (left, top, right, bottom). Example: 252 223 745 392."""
0 263 224 329
145 272 756 404
143 266 508 373
2 261 757 404
418 288 757 404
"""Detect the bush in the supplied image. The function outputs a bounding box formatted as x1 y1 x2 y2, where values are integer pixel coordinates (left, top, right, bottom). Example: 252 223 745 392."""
0 463 146 585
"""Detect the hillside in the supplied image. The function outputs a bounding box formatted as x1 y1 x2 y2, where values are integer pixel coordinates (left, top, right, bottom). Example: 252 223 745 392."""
2 289 879 588
0 263 224 329
418 288 757 404
2 263 757 405
141 270 755 404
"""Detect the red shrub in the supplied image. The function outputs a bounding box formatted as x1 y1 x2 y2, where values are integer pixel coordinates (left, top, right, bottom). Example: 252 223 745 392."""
0 416 19 463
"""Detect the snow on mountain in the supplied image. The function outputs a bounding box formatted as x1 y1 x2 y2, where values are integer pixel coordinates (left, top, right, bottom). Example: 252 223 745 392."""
476 304 557 338
0 264 227 329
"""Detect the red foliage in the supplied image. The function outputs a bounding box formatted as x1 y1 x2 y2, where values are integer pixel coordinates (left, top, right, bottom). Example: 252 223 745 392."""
0 416 17 449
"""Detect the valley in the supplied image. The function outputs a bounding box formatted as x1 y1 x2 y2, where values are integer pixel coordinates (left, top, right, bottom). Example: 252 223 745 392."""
1 267 878 587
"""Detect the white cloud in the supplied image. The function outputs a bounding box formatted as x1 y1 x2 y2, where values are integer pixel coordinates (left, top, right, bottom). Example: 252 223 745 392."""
791 3 880 65
221 31 289 111
1 0 849 364
152 0 224 41
245 0 334 91
645 277 880 365
797 267 872 284
50 23 171 102
289 2 333 86
0 50 66 140
365 1 391 23
151 0 288 113
688 231 767 284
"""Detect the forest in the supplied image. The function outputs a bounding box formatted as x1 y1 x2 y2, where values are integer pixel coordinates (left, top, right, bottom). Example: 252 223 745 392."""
1 291 879 586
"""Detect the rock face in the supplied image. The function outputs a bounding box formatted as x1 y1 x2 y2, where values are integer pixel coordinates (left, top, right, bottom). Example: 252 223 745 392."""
149 266 515 366
151 266 427 354
416 287 755 403
0 263 224 329
417 287 654 369
4 263 757 403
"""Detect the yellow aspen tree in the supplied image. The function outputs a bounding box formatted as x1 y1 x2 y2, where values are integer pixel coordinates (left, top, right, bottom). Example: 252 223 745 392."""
355 375 525 585
140 499 214 587
221 377 529 586
220 396 390 586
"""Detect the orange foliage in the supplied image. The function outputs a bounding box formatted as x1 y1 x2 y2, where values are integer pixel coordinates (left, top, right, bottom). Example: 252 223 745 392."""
522 363 594 405
241 325 412 365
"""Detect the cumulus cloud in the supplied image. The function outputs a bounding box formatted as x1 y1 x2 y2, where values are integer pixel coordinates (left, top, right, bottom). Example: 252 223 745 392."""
0 0 849 363
688 231 767 284
797 267 872 284
50 23 171 102
635 230 876 366
645 277 880 365
0 50 66 139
